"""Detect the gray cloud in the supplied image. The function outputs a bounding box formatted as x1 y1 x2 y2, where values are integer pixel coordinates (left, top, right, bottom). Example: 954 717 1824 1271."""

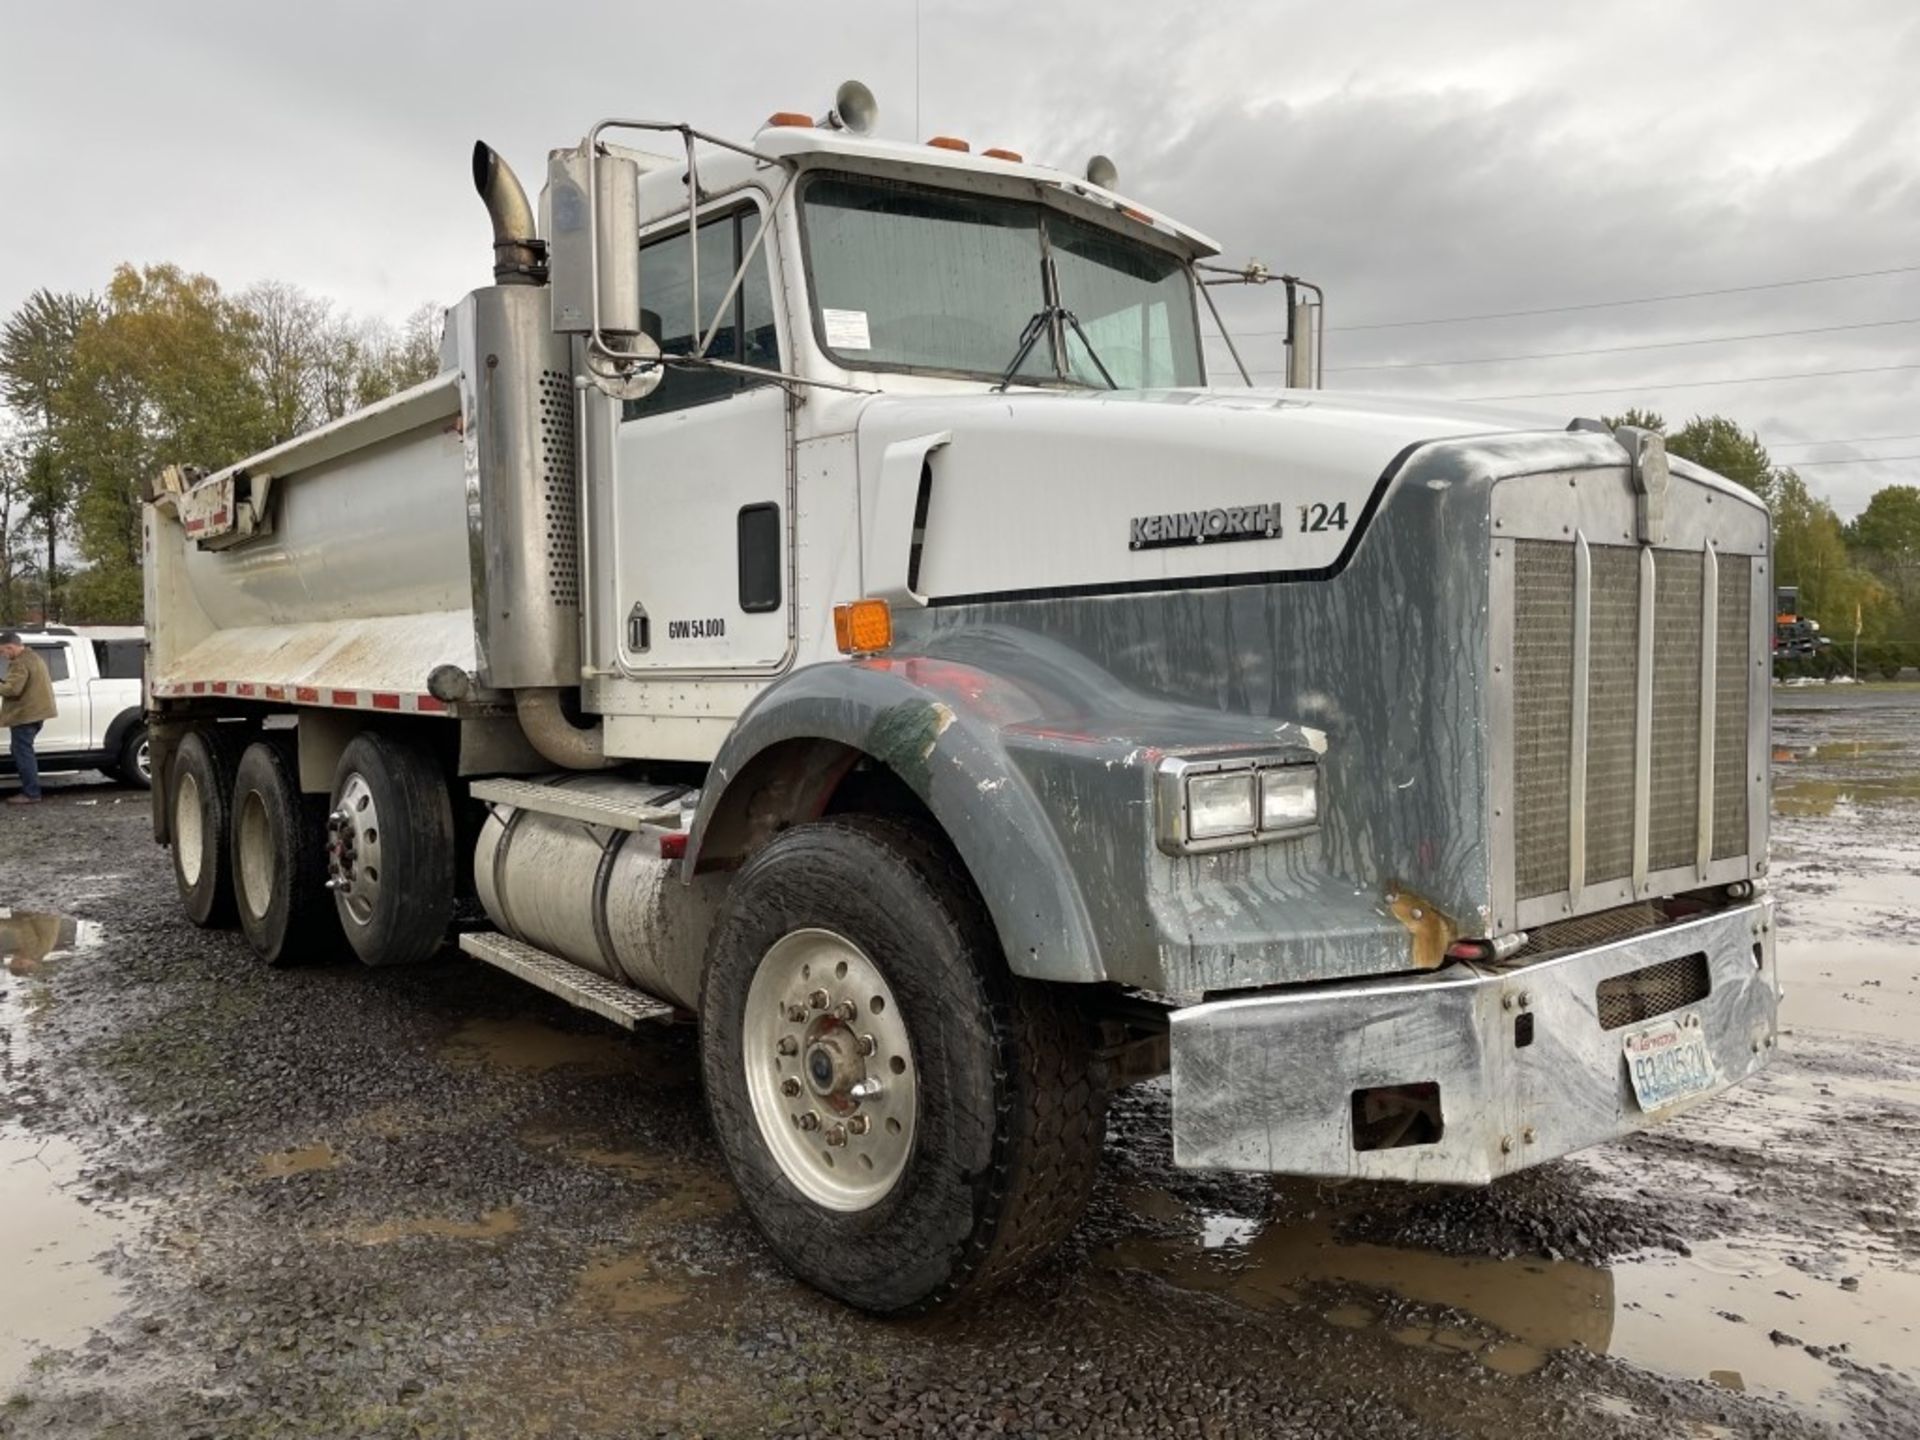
3 0 1913 512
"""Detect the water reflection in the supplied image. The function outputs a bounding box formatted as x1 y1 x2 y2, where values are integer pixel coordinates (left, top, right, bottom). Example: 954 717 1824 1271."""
1 909 103 976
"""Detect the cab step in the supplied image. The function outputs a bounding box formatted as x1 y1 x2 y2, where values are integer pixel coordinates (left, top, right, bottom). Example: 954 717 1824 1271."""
457 930 679 1029
469 777 686 831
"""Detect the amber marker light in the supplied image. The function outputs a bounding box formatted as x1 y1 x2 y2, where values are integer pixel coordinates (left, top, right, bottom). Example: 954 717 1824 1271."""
765 111 814 128
982 147 1023 162
833 600 894 656
926 136 971 152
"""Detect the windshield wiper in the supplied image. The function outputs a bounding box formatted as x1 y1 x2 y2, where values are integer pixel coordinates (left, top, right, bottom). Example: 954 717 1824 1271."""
992 306 1119 392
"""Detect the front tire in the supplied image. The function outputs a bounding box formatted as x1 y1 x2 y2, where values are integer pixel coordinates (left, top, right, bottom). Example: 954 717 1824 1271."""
171 726 249 928
327 731 455 967
699 817 1107 1314
232 740 342 966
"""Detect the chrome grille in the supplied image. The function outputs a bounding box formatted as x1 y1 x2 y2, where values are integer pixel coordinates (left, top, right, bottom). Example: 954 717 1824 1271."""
1511 540 1754 907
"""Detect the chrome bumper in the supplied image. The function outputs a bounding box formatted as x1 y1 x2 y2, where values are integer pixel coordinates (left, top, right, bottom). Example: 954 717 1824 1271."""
1169 898 1776 1183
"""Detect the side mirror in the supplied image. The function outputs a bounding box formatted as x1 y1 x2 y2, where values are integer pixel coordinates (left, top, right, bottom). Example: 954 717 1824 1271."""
547 143 643 341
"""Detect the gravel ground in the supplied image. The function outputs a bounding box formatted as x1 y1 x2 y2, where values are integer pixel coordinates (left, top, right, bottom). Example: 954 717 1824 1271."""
2 686 1917 1439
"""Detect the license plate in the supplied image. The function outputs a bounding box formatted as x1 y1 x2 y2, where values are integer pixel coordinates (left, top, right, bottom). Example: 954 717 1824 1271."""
1623 1013 1718 1114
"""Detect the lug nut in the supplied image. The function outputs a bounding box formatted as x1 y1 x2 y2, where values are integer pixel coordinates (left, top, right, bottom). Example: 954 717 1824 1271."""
808 989 829 1010
847 1115 871 1136
1500 1135 1514 1154
835 1000 858 1022
777 1036 799 1056
796 1112 820 1131
857 1033 877 1056
1522 1127 1537 1145
825 1125 848 1148
786 1004 807 1023
781 1078 801 1097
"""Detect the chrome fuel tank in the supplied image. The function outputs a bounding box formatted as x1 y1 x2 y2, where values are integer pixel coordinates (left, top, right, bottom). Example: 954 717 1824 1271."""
472 776 720 1008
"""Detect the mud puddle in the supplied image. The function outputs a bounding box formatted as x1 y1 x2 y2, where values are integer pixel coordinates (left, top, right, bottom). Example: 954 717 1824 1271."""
437 1015 638 1075
1103 1194 1918 1417
0 910 127 1394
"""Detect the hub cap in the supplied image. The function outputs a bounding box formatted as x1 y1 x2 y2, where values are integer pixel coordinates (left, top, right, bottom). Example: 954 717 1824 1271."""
325 773 382 926
174 771 204 885
236 790 276 921
133 737 152 786
743 928 916 1211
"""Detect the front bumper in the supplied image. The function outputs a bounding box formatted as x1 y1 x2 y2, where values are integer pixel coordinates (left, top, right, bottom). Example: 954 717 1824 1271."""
1169 898 1776 1183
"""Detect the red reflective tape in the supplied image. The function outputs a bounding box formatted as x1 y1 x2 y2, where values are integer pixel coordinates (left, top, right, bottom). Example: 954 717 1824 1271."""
264 685 286 701
330 690 358 707
295 686 320 703
191 681 206 695
371 692 401 711
416 694 447 713
235 682 256 697
211 681 229 695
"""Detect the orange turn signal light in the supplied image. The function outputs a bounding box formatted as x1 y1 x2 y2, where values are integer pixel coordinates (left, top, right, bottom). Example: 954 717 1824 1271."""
833 599 894 656
982 147 1023 162
926 135 971 152
765 111 814 128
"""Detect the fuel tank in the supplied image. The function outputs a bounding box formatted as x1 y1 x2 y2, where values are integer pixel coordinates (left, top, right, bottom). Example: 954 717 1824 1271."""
472 775 720 1008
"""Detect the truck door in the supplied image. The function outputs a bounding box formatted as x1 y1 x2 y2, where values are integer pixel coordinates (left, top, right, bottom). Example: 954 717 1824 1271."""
26 642 88 756
611 203 789 674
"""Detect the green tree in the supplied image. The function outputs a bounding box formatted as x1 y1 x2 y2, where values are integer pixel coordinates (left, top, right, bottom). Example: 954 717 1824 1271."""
1666 415 1776 504
56 264 277 619
0 287 98 617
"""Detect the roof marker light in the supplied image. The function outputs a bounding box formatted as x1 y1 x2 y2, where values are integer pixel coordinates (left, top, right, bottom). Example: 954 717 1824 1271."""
927 136 971 152
765 111 814 129
982 147 1023 162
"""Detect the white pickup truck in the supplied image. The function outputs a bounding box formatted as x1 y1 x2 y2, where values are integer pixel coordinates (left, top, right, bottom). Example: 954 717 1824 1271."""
0 626 151 790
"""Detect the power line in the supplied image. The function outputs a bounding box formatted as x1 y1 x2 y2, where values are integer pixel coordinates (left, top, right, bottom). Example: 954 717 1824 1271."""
1768 432 1920 450
1457 360 1920 403
1217 264 1920 335
1785 454 1920 467
1317 317 1920 373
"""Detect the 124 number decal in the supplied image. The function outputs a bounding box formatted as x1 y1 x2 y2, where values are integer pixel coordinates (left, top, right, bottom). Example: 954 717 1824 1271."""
1300 501 1349 533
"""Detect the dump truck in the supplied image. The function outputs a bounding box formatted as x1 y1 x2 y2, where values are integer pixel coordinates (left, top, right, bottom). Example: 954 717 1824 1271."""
143 82 1779 1313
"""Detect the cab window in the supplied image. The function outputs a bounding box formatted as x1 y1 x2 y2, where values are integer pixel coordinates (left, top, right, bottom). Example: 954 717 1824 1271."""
29 644 69 682
623 207 778 419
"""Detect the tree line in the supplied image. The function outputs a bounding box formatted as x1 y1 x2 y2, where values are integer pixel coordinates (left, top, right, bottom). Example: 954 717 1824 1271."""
1608 410 1920 677
0 265 440 623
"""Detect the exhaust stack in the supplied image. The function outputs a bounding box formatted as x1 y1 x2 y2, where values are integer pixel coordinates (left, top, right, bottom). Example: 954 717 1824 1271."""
472 142 548 286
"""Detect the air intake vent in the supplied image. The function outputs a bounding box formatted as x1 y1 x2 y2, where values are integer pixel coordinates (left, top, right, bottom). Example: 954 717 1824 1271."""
539 369 579 607
1596 952 1710 1030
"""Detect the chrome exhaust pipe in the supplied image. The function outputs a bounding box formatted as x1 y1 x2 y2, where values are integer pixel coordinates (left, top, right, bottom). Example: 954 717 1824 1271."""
472 141 548 286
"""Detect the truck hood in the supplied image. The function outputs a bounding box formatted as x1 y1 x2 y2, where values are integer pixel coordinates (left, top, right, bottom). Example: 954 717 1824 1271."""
851 386 1584 605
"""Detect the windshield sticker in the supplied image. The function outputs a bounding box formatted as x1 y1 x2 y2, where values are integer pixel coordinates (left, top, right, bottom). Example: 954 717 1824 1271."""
822 308 872 351
1130 503 1283 551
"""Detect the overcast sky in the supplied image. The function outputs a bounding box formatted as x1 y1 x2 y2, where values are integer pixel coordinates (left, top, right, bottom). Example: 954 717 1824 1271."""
3 0 1914 515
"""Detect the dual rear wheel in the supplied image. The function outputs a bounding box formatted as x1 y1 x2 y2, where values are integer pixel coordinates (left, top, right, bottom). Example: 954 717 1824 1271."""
168 723 455 968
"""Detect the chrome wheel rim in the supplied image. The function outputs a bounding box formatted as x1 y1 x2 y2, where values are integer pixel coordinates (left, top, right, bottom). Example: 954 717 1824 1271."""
743 928 917 1212
175 771 204 885
133 738 152 785
326 773 382 927
236 790 276 921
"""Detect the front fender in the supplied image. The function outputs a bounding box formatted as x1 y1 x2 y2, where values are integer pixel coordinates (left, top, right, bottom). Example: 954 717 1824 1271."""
685 653 1108 982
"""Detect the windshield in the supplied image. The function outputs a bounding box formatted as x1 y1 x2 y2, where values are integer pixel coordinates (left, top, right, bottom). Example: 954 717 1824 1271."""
800 173 1204 388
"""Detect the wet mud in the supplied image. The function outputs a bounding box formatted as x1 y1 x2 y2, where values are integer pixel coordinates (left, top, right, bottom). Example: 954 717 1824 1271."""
0 684 1916 1437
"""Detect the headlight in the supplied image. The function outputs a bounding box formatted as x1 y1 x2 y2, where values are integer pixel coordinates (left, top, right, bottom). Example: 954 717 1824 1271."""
1260 765 1318 833
1155 754 1321 855
1187 771 1257 839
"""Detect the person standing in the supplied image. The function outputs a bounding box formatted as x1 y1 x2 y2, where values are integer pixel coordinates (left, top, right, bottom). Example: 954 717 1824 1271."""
1 631 58 806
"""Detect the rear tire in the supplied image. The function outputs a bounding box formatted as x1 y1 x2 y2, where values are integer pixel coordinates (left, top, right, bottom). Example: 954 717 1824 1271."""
699 816 1107 1314
327 731 455 967
116 722 152 790
232 740 341 966
170 726 249 928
